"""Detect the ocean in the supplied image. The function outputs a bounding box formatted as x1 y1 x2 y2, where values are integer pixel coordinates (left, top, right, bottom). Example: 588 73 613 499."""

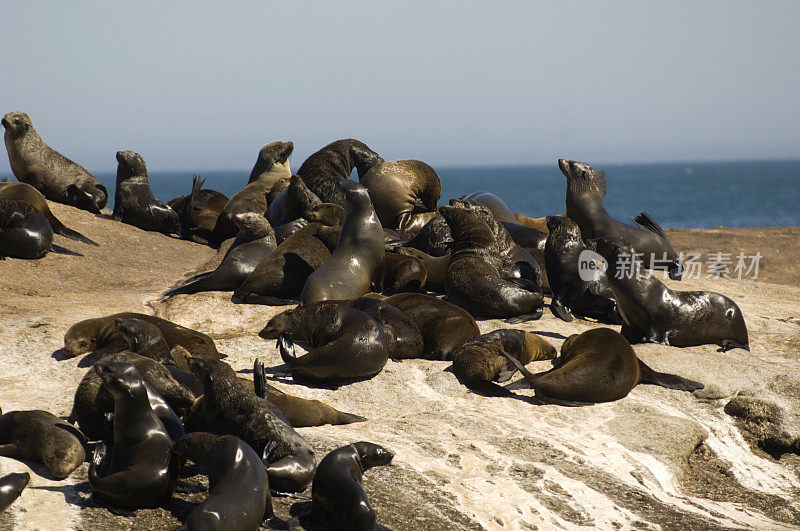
8 160 800 229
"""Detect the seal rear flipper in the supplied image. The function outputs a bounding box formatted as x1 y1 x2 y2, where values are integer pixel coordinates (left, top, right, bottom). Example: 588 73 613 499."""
254 357 269 399
50 244 83 256
163 273 212 297
53 222 98 246
499 349 539 387
337 412 368 424
631 211 667 240
549 300 574 322
497 351 519 382
504 378 532 391
468 380 513 397
505 306 543 324
638 360 704 392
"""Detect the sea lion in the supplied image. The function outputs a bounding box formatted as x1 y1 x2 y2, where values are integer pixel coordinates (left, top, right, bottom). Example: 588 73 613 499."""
260 302 390 383
544 216 620 324
209 141 293 246
0 198 54 259
383 293 480 360
165 212 276 296
172 433 273 530
394 247 448 293
186 357 316 493
301 180 385 305
0 182 96 244
266 174 321 225
403 214 451 256
0 409 85 479
452 329 556 396
296 138 384 205
0 472 29 513
440 205 543 322
358 159 441 231
168 175 229 242
503 327 704 404
591 237 750 350
112 150 179 234
380 251 427 294
312 442 394 531
88 363 181 510
558 159 683 280
2 111 107 213
62 312 219 360
346 297 424 359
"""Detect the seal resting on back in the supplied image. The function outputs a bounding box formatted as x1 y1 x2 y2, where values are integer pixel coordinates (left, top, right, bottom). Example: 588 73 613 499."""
2 111 108 213
503 327 703 404
591 237 750 350
113 150 180 234
296 138 384 205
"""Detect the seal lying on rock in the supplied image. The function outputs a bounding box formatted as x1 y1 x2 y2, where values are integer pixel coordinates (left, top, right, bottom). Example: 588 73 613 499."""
296 139 384 205
113 150 179 234
0 472 29 513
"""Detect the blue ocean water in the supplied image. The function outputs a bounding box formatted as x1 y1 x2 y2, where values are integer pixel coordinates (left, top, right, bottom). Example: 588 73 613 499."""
9 160 800 229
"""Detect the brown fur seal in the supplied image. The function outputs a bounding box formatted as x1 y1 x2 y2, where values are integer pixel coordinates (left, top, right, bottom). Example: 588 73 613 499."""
346 297 424 359
403 214 452 257
2 111 107 213
186 357 316 493
504 327 703 404
358 159 441 231
452 329 556 396
0 409 85 479
559 159 683 280
459 191 518 223
0 472 29 513
591 237 749 350
440 205 543 322
0 181 97 244
266 173 321 225
394 247 448 293
296 139 384 205
380 250 427 294
62 311 219 360
168 175 229 242
112 151 179 234
513 212 559 233
301 180 385 305
0 198 55 259
383 293 480 360
312 442 394 530
247 141 295 186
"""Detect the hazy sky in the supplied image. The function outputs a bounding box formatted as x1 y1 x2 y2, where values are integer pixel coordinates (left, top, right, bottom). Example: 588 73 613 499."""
2 1 798 173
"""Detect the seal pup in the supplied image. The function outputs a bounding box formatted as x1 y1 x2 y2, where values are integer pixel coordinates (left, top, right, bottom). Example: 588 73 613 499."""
440 206 543 322
0 409 85 479
358 159 441 231
88 363 181 510
301 180 385 305
113 150 179 234
380 251 427 294
0 198 55 259
0 182 97 244
403 214 452 256
168 175 229 242
296 138 384 205
394 247 449 293
187 357 316 493
312 442 394 531
247 140 294 186
2 111 107 213
266 173 321 225
452 329 557 396
591 237 750 350
503 328 703 404
0 472 29 514
558 159 683 280
172 433 273 530
165 212 276 296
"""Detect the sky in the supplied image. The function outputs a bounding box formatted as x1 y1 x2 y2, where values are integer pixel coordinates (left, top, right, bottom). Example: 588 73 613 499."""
1 1 798 173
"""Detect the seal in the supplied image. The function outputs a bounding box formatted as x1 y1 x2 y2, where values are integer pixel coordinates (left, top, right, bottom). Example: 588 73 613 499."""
209 140 293 246
452 329 557 396
380 250 427 294
558 159 683 280
168 175 229 243
440 205 543 322
88 362 181 510
186 357 316 493
0 198 55 259
165 212 276 296
459 191 518 223
0 472 29 514
500 221 547 251
266 174 321 225
312 442 394 531
301 180 385 305
172 433 273 530
260 301 390 383
591 237 750 350
358 159 441 231
2 111 107 213
0 182 97 244
403 214 451 256
0 409 85 479
112 150 180 234
383 293 480 360
62 311 220 360
503 327 704 404
296 138 384 205
513 212 558 234
394 247 448 293
346 297 424 359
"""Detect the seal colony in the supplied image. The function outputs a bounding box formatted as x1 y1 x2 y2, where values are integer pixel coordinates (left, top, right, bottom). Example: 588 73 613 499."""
0 121 762 529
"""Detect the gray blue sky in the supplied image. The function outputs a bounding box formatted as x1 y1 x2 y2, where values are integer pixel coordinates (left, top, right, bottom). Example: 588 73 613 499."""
2 1 798 173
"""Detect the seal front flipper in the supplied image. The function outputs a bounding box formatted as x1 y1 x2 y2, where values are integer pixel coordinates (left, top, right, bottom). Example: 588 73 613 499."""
254 358 269 399
505 306 543 324
50 221 98 246
497 351 520 382
278 334 297 365
549 299 574 322
637 360 704 392
499 349 539 387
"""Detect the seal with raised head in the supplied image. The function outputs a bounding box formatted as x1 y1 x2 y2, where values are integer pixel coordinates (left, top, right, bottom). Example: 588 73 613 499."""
187 357 316 493
0 198 55 259
266 173 322 225
312 442 394 531
301 180 385 305
0 408 85 479
296 138 384 205
0 472 29 513
247 140 295 187
2 111 107 213
113 150 179 234
168 175 229 243
452 329 557 396
172 433 273 530
503 327 704 404
559 159 683 280
88 362 181 510
591 237 749 350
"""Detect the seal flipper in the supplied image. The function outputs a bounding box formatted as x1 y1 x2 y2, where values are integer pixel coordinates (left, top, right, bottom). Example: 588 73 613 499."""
468 380 513 397
50 244 83 256
549 299 574 322
505 306 543 324
233 294 298 306
631 211 667 240
49 218 98 246
278 334 296 365
497 351 519 382
638 360 704 392
254 358 269 399
499 349 540 389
